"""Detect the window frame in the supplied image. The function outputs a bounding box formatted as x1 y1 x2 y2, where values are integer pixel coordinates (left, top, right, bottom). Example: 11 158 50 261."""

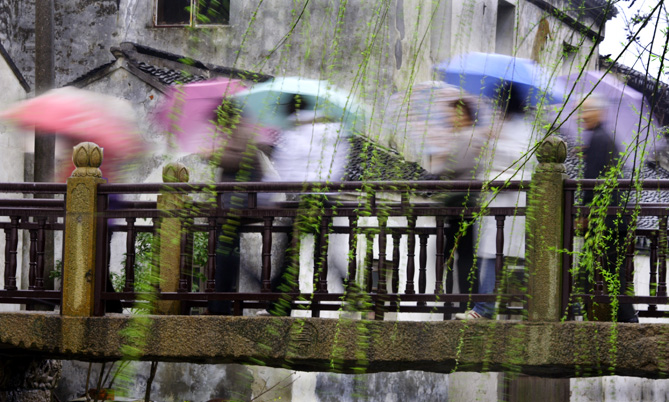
154 0 231 28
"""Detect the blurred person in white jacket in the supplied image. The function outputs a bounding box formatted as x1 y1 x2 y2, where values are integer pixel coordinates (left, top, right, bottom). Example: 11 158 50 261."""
265 109 349 183
261 108 350 316
456 87 539 320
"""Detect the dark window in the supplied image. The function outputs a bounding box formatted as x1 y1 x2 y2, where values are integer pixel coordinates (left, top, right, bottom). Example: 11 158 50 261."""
156 0 230 26
156 0 190 26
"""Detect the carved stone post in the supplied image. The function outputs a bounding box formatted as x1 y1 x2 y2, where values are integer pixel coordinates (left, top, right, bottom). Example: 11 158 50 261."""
62 142 106 317
526 135 568 321
156 162 190 315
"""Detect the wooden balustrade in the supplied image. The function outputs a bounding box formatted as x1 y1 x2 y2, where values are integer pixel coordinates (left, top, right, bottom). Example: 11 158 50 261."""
9 137 669 322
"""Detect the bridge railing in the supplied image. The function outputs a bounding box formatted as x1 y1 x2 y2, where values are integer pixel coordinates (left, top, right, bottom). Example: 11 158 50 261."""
94 166 529 319
562 178 669 320
0 182 65 308
5 136 669 321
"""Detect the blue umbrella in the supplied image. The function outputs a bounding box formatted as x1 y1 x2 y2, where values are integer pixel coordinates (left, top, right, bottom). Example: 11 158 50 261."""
434 52 563 107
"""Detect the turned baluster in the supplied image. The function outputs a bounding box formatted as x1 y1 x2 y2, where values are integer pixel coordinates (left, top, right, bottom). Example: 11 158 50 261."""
261 217 273 292
625 232 635 293
418 234 428 305
205 217 217 292
5 216 19 290
124 218 137 292
595 254 605 296
151 218 162 292
377 217 388 294
3 228 10 290
28 228 37 289
405 217 416 295
178 226 189 292
35 217 47 290
435 216 445 294
346 216 358 288
392 232 401 294
365 232 374 293
659 217 667 297
494 215 505 293
314 216 330 293
185 230 194 292
649 233 658 311
288 225 301 292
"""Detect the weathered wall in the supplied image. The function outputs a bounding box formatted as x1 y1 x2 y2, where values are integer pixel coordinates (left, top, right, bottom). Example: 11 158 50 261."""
54 361 452 402
0 0 35 90
0 47 28 310
516 0 598 74
0 1 603 105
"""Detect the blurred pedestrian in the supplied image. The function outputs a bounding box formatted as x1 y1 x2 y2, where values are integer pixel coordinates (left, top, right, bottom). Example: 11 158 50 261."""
206 100 274 315
385 82 487 303
577 95 637 323
261 104 351 316
456 85 538 320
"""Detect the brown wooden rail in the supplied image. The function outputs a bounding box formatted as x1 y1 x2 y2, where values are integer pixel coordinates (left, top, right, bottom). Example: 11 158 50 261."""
0 183 66 308
90 180 529 318
563 179 669 319
5 178 669 321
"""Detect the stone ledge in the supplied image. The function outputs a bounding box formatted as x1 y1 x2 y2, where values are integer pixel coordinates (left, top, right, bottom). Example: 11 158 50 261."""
0 312 666 378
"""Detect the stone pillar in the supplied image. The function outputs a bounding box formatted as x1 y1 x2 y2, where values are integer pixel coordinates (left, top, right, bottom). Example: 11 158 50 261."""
62 142 106 317
526 135 568 321
156 162 190 315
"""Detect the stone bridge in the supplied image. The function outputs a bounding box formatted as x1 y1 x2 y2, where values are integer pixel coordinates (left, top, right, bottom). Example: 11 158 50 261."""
2 137 669 386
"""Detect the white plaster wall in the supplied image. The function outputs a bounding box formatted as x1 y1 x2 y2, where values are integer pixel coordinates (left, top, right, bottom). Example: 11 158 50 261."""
116 0 401 119
449 372 500 402
516 0 598 73
571 376 669 401
0 52 28 311
450 0 498 57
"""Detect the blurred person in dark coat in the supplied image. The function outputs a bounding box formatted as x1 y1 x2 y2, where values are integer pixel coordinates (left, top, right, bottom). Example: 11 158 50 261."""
578 95 637 323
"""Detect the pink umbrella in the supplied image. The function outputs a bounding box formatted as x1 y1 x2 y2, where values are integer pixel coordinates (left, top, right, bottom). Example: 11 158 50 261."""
0 87 146 181
155 78 277 154
555 71 662 166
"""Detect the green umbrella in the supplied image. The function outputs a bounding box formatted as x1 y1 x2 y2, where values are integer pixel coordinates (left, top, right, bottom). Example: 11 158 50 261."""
232 76 365 132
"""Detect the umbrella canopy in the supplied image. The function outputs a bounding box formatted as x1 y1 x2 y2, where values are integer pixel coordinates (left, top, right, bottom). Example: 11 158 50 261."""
154 78 264 153
434 52 563 107
554 71 662 164
383 81 489 179
232 76 365 132
0 87 145 181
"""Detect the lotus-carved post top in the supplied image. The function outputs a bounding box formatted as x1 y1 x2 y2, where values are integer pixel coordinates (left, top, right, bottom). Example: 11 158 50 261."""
535 135 567 173
162 162 190 183
536 135 567 164
71 142 103 178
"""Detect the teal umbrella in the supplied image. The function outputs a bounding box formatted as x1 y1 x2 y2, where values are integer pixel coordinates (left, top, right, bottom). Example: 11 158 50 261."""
232 76 365 132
